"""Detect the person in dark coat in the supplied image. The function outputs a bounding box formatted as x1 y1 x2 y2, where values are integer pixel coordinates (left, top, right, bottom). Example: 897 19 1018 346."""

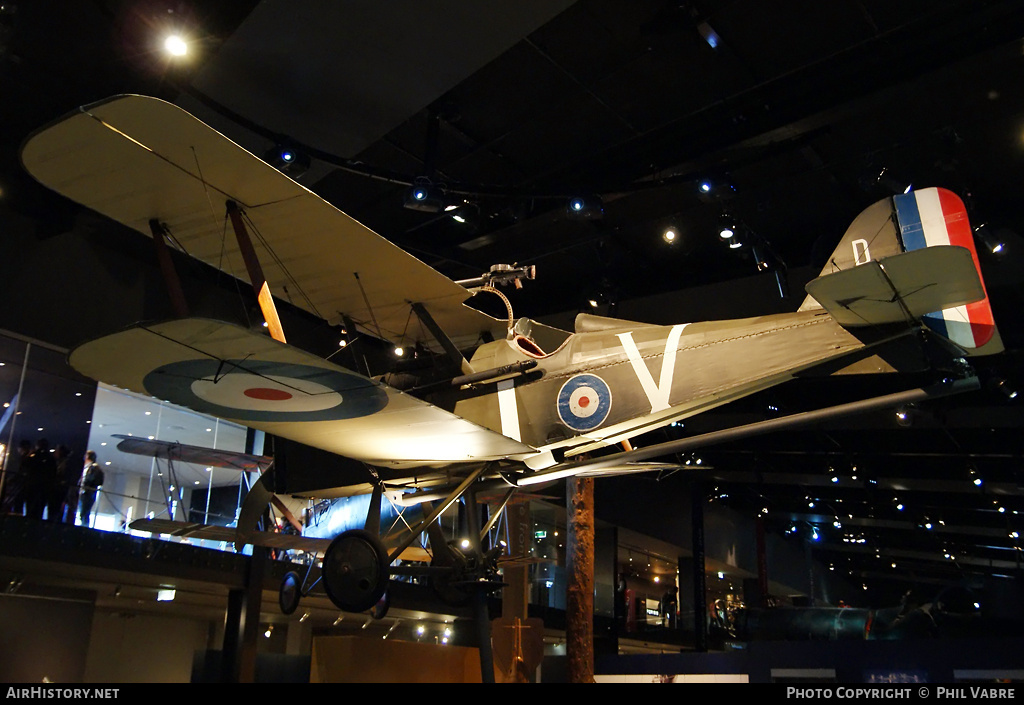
52 444 78 523
78 450 104 527
24 438 57 520
1 439 32 515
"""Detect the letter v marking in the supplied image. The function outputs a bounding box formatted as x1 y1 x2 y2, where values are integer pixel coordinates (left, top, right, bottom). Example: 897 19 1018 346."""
616 324 688 413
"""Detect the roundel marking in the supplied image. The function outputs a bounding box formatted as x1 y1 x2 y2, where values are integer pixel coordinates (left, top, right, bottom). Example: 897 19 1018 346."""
557 374 612 432
143 359 388 422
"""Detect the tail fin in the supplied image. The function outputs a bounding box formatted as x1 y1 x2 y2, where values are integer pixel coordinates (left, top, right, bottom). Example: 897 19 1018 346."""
801 187 1002 356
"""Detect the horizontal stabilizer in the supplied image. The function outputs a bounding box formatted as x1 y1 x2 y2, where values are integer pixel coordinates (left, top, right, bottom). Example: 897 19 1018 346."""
804 245 984 328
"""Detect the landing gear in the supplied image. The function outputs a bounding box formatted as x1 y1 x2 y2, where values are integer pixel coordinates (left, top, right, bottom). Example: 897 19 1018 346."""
321 529 390 613
429 540 475 607
278 570 302 615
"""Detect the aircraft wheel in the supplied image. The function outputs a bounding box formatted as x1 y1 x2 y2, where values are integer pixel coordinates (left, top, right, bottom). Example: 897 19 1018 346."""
321 529 390 613
279 570 302 615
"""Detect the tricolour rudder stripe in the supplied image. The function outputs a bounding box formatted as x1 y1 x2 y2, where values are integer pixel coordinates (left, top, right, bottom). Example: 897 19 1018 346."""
893 187 996 349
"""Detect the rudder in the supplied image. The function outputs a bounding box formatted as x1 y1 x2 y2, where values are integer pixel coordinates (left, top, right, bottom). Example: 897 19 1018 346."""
800 187 1002 355
893 188 998 351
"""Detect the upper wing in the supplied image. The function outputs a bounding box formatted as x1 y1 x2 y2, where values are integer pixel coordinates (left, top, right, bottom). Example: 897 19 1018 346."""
69 317 536 468
21 94 505 349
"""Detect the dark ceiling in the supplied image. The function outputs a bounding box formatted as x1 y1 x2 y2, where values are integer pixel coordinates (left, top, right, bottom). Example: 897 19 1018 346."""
3 0 1024 611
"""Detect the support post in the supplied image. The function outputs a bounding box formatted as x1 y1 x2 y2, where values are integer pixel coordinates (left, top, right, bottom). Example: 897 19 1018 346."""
566 476 595 683
691 485 708 652
463 485 495 683
756 514 769 608
501 499 530 622
221 547 266 682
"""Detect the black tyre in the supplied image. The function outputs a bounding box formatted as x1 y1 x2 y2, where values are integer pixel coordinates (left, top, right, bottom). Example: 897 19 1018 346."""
279 570 302 615
321 529 390 613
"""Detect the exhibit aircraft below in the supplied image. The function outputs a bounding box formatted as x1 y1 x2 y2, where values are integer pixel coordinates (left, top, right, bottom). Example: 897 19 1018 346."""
21 95 1004 638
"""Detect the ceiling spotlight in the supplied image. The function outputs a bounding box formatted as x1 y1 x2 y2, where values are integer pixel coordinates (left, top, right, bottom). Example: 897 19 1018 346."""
697 22 721 49
753 254 770 271
566 194 604 219
265 144 310 176
404 180 446 213
994 378 1019 400
164 34 188 57
974 224 1006 255
718 212 739 242
663 228 677 243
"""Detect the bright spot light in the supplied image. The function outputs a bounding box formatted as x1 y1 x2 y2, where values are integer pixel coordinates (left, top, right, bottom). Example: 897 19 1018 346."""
663 229 677 243
164 34 188 57
394 346 404 357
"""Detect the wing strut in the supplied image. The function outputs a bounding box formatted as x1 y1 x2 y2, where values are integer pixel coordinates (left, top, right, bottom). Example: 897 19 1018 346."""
411 302 475 375
386 464 488 563
226 200 287 343
149 219 190 318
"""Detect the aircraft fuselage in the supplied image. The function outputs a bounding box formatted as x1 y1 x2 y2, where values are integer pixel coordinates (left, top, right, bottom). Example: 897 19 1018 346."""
454 309 870 458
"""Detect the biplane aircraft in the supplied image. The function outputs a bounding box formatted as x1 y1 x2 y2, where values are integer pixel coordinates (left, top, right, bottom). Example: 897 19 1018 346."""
20 95 1003 622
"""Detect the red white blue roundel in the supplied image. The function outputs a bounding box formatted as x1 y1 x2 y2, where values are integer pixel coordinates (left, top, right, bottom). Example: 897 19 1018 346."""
143 360 388 422
557 374 612 432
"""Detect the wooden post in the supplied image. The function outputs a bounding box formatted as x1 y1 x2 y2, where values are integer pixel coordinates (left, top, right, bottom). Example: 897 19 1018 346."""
566 476 595 683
